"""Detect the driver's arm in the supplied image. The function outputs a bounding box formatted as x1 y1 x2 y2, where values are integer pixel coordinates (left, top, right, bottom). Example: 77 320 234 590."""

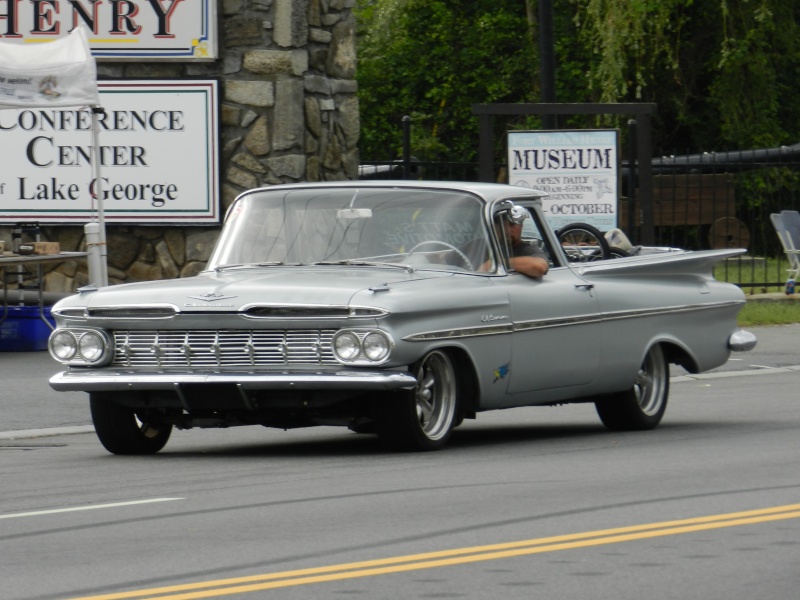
508 255 549 278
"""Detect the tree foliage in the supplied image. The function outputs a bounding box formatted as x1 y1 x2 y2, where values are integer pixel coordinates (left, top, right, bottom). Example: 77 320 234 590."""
355 0 800 159
355 0 538 161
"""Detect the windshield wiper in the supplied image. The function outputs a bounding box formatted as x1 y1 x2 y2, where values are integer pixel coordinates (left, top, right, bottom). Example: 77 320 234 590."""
311 260 416 272
213 261 288 272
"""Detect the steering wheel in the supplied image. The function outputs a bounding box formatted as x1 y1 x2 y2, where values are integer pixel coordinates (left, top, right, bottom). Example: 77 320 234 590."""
406 240 475 271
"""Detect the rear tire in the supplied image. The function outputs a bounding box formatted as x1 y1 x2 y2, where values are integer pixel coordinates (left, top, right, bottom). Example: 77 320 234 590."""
90 394 172 455
595 344 669 431
374 350 459 451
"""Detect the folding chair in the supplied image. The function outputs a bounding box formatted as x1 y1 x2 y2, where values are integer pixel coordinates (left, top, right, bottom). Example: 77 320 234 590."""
770 211 800 281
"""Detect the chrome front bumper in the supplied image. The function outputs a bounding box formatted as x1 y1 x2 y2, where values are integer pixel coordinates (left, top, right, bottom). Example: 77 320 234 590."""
49 369 417 393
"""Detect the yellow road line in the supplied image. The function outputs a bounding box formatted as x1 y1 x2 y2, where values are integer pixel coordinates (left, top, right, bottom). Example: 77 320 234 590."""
72 503 800 600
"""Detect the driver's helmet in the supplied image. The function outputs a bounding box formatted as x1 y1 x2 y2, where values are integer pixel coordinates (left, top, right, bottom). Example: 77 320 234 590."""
506 204 528 225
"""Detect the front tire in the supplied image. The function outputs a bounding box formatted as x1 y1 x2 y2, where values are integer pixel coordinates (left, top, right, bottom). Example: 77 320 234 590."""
374 350 459 451
90 394 172 455
595 344 669 431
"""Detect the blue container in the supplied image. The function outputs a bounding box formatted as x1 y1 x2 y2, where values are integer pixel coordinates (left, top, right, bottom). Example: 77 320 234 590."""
786 279 796 295
0 306 55 352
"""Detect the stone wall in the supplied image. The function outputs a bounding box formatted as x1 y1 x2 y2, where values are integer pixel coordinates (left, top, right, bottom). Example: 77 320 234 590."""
1 0 359 293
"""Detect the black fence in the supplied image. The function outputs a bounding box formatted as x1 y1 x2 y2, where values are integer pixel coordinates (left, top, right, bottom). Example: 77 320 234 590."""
359 146 800 293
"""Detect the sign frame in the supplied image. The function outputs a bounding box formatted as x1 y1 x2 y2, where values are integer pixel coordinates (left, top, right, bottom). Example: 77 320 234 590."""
0 78 220 225
507 129 620 232
0 0 218 60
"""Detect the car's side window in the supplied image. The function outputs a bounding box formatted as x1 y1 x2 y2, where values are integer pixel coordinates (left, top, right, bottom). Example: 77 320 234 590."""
520 209 557 267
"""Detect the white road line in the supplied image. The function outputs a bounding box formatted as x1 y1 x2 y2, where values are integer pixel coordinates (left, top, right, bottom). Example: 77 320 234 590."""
672 364 800 382
0 498 184 520
0 425 94 440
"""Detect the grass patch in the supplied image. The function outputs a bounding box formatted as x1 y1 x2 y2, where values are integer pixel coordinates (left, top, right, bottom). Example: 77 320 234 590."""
714 256 792 294
737 300 800 326
712 255 800 325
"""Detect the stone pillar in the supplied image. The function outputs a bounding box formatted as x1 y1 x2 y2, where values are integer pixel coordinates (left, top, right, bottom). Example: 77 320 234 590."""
224 0 359 195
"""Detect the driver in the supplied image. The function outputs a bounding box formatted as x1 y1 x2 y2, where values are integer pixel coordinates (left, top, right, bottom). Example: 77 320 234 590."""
489 207 549 278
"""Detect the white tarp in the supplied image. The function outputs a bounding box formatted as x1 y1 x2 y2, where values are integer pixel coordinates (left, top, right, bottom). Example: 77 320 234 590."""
0 27 98 109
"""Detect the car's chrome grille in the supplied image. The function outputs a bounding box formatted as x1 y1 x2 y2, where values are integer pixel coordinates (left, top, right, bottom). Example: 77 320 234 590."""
111 330 337 368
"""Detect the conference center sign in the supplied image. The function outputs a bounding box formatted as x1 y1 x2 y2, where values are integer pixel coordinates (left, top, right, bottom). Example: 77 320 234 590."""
0 80 220 224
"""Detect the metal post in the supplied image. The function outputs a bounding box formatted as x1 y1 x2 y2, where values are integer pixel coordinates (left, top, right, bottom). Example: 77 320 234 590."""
538 0 557 130
627 119 638 243
84 221 104 287
637 112 655 245
401 115 411 180
478 114 494 182
90 106 108 286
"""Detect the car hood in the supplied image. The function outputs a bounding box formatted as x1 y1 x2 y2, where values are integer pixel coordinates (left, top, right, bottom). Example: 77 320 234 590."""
66 267 456 312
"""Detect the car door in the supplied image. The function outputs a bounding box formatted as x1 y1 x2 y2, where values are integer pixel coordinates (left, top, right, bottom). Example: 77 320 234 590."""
500 206 603 396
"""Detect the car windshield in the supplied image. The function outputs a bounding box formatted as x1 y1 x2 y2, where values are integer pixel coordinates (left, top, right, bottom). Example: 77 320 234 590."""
208 187 492 273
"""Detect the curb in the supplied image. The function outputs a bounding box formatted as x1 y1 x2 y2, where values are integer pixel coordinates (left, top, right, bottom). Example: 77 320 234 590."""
746 292 800 303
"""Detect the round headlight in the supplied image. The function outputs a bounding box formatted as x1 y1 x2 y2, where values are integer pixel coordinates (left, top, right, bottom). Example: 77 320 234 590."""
334 332 361 361
362 331 390 361
50 330 78 361
78 331 105 363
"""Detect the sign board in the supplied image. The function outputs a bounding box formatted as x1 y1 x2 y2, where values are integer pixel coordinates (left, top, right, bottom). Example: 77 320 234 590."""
0 0 217 60
508 130 619 231
0 79 220 224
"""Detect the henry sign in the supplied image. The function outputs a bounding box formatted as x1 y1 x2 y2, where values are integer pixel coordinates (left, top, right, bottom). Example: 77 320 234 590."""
0 0 217 60
508 130 619 231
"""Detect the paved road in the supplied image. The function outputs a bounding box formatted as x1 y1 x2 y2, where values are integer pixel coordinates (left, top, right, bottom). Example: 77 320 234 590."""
2 324 799 437
1 368 799 599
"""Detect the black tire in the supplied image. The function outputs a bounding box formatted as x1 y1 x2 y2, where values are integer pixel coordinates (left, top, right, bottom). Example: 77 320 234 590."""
608 246 631 258
595 344 669 431
373 350 459 451
90 394 172 455
557 223 611 262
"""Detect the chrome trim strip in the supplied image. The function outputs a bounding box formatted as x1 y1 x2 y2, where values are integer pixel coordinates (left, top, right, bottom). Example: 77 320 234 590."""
514 314 598 332
403 301 743 341
49 370 417 392
404 323 514 342
599 301 743 322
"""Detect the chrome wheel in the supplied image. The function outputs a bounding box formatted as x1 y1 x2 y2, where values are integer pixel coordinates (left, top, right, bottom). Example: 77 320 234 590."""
633 345 668 416
595 344 669 430
413 350 458 441
373 350 459 451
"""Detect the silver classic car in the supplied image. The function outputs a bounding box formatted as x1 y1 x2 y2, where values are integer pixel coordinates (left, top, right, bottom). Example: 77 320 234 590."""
48 181 756 454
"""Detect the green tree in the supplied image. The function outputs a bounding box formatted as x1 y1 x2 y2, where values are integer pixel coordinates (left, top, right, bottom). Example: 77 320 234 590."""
356 0 800 158
356 0 538 161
